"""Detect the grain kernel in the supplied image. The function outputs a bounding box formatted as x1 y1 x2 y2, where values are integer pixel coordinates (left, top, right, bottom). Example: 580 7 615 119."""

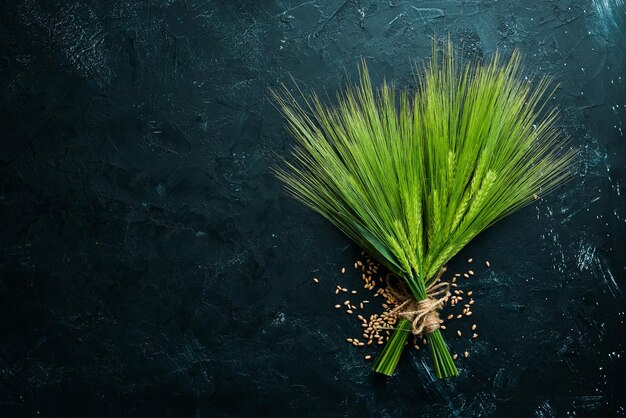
453 354 459 360
472 333 478 339
341 267 346 273
464 351 469 358
468 258 473 263
464 273 469 278
469 270 475 275
313 278 319 283
447 314 453 320
472 324 477 331
346 310 353 314
457 330 462 337
365 355 372 360
334 304 341 309
486 261 491 267
346 338 353 342
465 311 472 316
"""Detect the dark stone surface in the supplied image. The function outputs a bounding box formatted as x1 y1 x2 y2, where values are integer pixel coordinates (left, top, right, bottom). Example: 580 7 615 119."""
0 1 625 416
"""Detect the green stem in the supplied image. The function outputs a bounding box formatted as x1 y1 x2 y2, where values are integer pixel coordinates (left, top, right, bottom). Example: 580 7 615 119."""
372 272 458 378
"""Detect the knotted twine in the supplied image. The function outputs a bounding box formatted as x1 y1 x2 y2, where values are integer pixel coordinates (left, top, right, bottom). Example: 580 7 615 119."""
385 267 450 336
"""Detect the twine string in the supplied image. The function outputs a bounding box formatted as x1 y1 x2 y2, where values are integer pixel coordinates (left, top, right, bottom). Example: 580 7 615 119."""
384 267 450 336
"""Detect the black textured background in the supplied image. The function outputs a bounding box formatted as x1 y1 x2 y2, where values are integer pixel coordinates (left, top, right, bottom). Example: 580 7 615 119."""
1 1 625 417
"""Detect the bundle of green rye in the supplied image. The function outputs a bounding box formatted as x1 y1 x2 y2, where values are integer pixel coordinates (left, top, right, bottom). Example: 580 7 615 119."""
272 42 576 378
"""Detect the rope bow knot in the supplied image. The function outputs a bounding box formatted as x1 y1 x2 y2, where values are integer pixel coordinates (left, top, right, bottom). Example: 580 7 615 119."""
385 267 450 336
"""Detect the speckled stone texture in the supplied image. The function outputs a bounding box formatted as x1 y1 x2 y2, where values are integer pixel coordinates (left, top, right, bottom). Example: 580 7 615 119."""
0 1 625 417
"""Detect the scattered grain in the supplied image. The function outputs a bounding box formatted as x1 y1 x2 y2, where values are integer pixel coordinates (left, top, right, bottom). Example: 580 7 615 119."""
472 324 477 331
335 304 341 309
457 330 462 337
486 261 491 267
468 258 473 263
365 355 372 360
464 351 469 358
313 278 319 283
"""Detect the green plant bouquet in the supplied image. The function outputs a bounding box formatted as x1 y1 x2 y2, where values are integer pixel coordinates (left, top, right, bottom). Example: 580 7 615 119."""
273 41 576 378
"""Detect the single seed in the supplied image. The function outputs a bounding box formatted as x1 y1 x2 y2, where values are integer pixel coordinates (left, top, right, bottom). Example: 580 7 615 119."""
347 310 353 314
344 301 350 305
346 338 353 342
334 304 341 309
447 314 453 320
469 270 475 275
313 278 319 283
335 289 339 294
365 355 372 360
486 261 491 267
358 342 364 346
358 315 364 320
464 351 469 358
360 303 364 309
467 291 473 296
456 314 462 319
367 340 372 345
354 263 358 269
451 283 458 288
440 325 446 330
457 330 462 337
452 277 457 283
351 290 357 294
341 267 346 273
464 273 469 278
357 261 363 266
465 311 472 316
472 324 477 331
469 299 474 305
342 287 348 292
455 273 461 277
472 333 478 339
453 354 459 360
468 258 473 263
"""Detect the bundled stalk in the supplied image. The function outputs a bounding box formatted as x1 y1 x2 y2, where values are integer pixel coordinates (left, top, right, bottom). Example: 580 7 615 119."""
272 41 576 378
